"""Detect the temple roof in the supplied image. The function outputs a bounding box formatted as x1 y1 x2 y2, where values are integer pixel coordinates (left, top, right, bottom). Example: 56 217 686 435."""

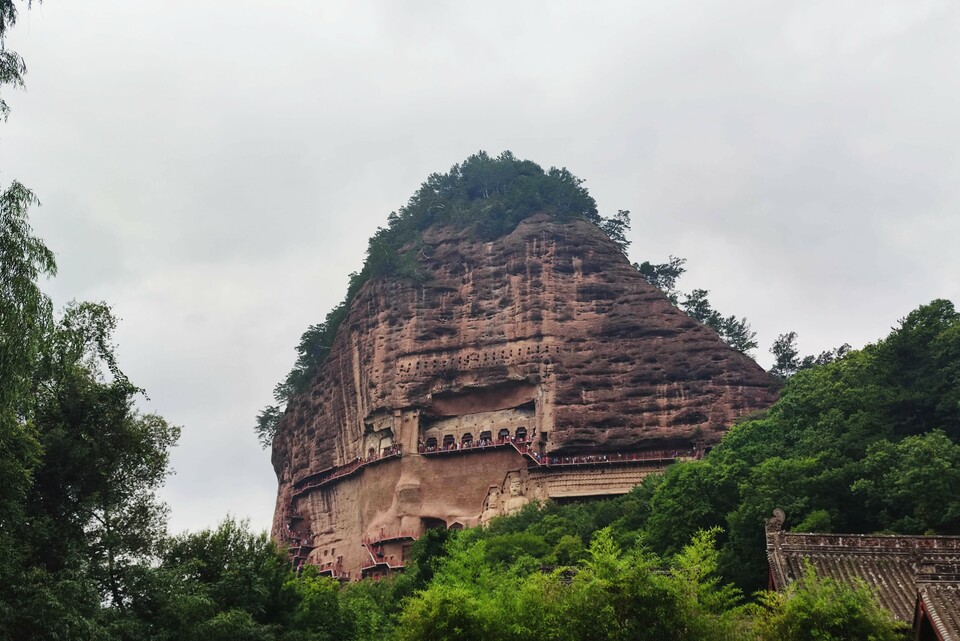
919 584 960 641
764 509 960 639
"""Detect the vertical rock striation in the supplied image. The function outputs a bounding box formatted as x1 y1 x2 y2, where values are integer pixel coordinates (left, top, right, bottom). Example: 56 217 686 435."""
271 214 778 579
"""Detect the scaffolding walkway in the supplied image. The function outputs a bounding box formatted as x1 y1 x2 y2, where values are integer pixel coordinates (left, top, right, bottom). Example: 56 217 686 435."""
360 530 418 576
291 446 402 498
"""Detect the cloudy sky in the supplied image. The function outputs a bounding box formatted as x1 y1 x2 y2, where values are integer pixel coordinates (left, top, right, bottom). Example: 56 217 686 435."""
3 0 958 535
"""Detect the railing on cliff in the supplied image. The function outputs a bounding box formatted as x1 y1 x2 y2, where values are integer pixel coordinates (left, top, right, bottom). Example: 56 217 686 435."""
289 539 315 571
360 530 418 575
315 559 351 581
418 436 701 468
362 530 418 546
513 442 701 468
285 441 701 573
291 444 402 497
418 438 516 456
284 506 304 528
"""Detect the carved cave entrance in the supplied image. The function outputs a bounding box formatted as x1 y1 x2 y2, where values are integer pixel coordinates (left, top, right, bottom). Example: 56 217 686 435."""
363 414 395 458
419 382 538 452
421 517 447 531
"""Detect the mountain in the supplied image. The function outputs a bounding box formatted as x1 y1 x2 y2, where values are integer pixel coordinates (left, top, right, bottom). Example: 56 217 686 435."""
270 206 777 579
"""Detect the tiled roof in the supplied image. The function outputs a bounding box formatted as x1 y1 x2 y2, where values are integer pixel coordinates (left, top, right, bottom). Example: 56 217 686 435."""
919 584 960 641
764 510 960 636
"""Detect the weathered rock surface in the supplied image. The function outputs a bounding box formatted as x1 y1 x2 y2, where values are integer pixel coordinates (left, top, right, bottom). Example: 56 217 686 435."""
271 214 778 578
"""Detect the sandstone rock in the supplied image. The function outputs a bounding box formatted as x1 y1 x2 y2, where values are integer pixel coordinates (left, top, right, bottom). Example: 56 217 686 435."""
270 214 778 579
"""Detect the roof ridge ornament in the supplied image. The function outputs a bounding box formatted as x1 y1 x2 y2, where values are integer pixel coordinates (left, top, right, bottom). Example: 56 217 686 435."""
765 508 786 533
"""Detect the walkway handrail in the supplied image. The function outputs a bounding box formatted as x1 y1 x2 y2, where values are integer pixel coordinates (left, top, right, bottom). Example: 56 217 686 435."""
524 448 698 468
418 439 517 455
417 438 698 468
360 557 406 572
361 531 417 546
292 446 402 497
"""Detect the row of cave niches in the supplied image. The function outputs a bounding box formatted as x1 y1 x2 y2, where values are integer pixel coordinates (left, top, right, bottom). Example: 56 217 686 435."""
394 344 562 376
418 426 529 452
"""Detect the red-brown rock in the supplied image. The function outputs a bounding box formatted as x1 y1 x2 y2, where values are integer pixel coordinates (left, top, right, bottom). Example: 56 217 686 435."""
271 214 778 579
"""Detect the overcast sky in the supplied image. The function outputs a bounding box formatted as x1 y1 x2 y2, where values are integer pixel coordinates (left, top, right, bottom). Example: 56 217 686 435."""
3 0 958 536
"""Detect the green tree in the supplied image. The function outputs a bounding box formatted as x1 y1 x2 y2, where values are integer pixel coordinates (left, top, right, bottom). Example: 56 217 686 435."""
483 531 551 566
720 315 758 354
0 182 50 634
598 209 631 254
769 331 800 379
0 5 196 638
31 304 179 599
0 182 55 419
0 0 31 120
851 431 960 533
0 303 181 639
396 586 490 641
644 462 734 559
751 564 903 641
552 534 585 566
680 289 757 355
283 566 355 641
798 343 850 370
636 255 686 303
682 289 722 329
771 330 851 379
161 519 291 625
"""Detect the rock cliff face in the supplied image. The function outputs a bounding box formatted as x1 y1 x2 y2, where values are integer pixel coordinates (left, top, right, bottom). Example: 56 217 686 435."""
271 214 778 579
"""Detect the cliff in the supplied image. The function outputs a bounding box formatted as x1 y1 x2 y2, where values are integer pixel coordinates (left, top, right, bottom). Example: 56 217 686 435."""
270 213 778 579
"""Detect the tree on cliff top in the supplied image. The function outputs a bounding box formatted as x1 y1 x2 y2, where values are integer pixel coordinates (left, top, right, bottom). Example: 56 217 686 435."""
256 151 630 447
356 150 610 286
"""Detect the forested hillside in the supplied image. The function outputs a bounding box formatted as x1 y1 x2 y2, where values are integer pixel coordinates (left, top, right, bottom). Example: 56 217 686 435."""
0 297 924 641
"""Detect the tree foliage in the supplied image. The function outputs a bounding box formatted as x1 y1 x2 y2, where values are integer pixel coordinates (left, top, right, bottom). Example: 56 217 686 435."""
0 181 51 631
750 563 904 641
647 299 960 589
636 258 759 355
386 523 902 641
598 209 631 255
680 289 759 354
0 185 182 640
0 0 31 121
769 331 800 379
0 301 182 639
769 331 850 380
0 11 187 631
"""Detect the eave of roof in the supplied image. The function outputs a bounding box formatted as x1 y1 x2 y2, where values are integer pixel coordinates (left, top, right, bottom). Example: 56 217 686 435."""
918 584 960 641
764 512 960 629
